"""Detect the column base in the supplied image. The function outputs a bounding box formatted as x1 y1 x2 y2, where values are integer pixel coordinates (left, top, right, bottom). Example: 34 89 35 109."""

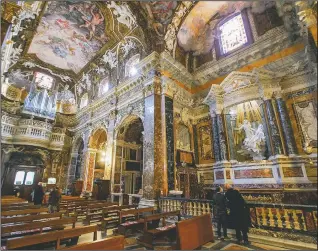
138 198 158 209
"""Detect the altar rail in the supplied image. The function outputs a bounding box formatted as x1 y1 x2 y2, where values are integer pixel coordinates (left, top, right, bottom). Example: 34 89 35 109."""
158 197 317 236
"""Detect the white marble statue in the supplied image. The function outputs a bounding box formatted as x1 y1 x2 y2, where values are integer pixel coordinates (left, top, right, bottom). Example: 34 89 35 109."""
102 50 117 69
236 120 266 160
121 40 135 58
107 2 136 30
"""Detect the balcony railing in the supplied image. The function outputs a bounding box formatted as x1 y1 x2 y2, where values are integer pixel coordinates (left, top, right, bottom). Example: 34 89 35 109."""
1 115 69 150
158 197 317 236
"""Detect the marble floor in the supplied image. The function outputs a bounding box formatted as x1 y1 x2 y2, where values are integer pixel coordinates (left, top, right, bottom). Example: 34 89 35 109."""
73 221 315 251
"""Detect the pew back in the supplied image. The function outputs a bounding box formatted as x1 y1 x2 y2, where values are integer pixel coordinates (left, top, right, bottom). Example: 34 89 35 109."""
5 225 98 250
176 214 214 250
60 235 125 250
1 207 48 217
1 212 62 225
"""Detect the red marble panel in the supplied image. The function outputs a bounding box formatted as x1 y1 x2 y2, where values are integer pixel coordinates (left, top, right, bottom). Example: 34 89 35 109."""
282 166 304 177
215 171 224 180
234 168 273 179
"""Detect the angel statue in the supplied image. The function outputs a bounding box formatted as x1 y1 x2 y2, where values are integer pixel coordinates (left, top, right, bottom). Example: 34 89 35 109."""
235 120 266 160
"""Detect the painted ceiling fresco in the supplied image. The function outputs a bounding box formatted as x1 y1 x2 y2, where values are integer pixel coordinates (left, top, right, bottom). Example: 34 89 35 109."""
28 1 108 74
139 1 178 36
177 1 275 55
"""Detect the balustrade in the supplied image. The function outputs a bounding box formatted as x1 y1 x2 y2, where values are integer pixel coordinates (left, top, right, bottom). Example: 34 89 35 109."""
158 197 317 236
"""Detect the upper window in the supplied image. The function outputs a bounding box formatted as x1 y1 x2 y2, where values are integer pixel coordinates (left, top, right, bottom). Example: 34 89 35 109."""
98 77 109 97
80 93 88 109
217 12 252 57
125 54 140 77
24 172 35 185
34 72 54 89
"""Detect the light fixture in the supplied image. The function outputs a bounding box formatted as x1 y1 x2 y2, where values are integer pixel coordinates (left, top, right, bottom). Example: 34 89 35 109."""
129 66 137 76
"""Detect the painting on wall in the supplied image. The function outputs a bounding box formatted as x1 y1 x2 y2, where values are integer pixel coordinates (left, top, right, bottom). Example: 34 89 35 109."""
294 100 317 148
198 125 213 161
28 1 108 73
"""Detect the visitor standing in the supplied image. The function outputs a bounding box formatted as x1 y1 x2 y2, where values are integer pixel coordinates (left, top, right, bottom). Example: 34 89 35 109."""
224 183 250 245
214 186 228 240
48 187 61 213
33 184 45 205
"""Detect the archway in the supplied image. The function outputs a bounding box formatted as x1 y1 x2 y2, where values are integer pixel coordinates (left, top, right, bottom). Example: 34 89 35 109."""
114 115 143 199
89 128 108 179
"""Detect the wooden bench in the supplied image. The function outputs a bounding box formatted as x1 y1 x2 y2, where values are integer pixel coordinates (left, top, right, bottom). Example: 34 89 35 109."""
85 202 118 225
99 205 137 230
1 212 63 225
5 225 98 250
137 210 181 249
2 204 42 211
175 214 214 250
1 217 76 239
117 207 155 236
1 208 48 217
59 235 125 250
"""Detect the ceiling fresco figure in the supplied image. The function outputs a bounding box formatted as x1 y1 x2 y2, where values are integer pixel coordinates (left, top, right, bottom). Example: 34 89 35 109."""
28 1 107 74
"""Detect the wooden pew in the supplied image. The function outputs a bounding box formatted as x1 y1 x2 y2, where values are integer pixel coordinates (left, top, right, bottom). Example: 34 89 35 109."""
117 207 155 236
59 235 125 250
2 204 41 211
1 212 63 225
1 207 48 217
99 205 137 230
137 210 181 249
85 202 118 225
1 217 77 239
5 225 98 250
175 214 214 250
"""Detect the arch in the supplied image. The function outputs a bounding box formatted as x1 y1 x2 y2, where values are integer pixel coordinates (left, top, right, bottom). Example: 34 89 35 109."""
89 128 108 149
115 114 144 140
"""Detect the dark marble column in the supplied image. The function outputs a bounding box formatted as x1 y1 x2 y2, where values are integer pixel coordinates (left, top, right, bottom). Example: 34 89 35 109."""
259 103 272 157
164 96 175 191
211 115 221 162
225 114 236 161
264 100 284 156
216 114 228 161
275 98 298 155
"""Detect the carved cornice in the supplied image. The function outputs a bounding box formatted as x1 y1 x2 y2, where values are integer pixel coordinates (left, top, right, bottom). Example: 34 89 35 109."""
194 27 295 85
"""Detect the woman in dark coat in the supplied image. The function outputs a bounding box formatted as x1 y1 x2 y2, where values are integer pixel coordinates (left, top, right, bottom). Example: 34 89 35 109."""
33 184 44 205
225 184 250 244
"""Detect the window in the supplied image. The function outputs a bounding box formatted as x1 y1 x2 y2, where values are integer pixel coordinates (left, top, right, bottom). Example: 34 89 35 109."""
14 171 25 185
25 172 35 185
125 54 140 77
80 93 88 108
99 77 109 97
48 177 56 184
218 13 249 55
34 72 54 89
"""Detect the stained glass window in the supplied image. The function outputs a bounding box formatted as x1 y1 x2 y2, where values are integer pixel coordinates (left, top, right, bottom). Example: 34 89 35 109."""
219 13 248 55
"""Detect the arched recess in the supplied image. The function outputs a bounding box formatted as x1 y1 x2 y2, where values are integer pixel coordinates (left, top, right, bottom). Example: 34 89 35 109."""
113 115 143 197
89 128 108 180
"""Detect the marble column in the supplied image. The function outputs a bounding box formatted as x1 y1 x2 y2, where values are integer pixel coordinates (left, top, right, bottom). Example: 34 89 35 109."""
259 102 273 157
263 100 284 156
211 114 221 162
140 78 167 207
83 149 97 192
164 96 175 191
275 98 298 155
216 114 228 161
225 114 236 161
105 120 116 180
67 152 78 188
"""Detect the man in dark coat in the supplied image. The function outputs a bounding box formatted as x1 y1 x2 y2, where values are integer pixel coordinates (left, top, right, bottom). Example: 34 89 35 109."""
225 183 250 244
33 184 44 205
214 186 228 240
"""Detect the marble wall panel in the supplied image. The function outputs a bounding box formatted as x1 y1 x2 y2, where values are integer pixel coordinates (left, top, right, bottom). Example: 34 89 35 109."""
282 166 304 177
234 168 273 179
215 170 224 180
